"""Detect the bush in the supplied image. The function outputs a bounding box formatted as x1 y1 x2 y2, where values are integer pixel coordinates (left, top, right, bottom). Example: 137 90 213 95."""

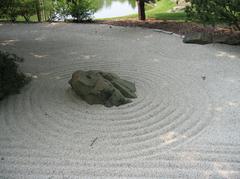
0 0 36 22
69 0 96 22
50 0 70 21
0 0 19 22
0 51 29 100
18 0 36 22
50 0 96 22
185 0 240 30
0 0 96 22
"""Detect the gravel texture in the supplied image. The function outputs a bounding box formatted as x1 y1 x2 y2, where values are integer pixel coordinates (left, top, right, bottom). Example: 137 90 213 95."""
0 23 240 178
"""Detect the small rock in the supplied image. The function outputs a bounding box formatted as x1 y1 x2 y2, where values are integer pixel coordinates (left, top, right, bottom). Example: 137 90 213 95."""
201 75 206 80
1 157 4 160
24 73 32 78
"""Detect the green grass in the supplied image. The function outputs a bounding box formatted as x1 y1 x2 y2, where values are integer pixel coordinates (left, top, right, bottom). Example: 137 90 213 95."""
18 15 38 22
146 0 186 20
147 0 175 15
148 12 186 21
1 15 39 22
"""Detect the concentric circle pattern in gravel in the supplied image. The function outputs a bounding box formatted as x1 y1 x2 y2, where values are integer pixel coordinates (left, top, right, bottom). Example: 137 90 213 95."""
0 23 240 178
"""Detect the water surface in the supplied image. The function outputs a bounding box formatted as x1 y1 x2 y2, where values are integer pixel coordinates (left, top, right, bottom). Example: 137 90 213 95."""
93 0 138 18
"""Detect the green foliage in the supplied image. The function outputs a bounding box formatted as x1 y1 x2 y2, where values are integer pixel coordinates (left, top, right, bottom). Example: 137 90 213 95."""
185 0 240 30
18 0 36 22
47 0 96 22
51 0 70 21
0 0 96 22
0 0 36 22
0 0 20 22
0 51 29 100
68 0 96 22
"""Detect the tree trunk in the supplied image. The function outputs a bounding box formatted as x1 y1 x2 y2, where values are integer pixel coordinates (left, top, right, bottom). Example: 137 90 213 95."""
35 0 42 22
23 15 30 23
41 0 46 21
137 0 145 20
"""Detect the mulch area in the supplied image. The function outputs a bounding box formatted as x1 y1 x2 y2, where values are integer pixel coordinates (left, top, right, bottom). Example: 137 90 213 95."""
96 20 239 36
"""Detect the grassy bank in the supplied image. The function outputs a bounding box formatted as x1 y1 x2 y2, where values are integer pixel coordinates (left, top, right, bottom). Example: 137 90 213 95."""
101 0 186 21
147 0 175 15
148 12 186 20
146 0 186 20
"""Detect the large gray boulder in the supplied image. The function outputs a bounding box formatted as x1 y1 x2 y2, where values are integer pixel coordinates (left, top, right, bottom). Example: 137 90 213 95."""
213 33 240 45
69 70 137 107
183 32 213 45
183 32 240 45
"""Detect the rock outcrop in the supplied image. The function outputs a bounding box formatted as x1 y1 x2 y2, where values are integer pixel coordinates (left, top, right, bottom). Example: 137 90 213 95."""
183 32 213 45
183 32 240 45
69 70 137 107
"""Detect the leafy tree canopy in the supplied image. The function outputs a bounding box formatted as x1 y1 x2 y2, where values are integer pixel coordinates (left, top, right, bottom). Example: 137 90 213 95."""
186 0 240 30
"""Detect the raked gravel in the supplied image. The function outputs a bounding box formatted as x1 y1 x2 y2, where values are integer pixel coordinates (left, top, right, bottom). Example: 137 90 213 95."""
0 23 240 178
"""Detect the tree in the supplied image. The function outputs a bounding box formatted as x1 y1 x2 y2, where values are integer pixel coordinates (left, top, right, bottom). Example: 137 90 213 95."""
51 0 70 21
0 0 44 22
18 0 36 22
68 0 96 22
137 0 146 20
35 0 42 22
186 0 240 30
0 0 19 22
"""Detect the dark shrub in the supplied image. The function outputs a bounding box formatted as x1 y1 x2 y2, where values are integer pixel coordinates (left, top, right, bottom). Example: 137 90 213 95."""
50 0 70 21
18 0 36 22
50 0 96 22
185 0 240 30
69 0 96 22
0 0 19 22
0 51 29 100
0 0 40 22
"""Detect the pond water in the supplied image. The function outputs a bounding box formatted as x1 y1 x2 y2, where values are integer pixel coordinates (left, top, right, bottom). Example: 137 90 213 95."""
93 0 138 19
